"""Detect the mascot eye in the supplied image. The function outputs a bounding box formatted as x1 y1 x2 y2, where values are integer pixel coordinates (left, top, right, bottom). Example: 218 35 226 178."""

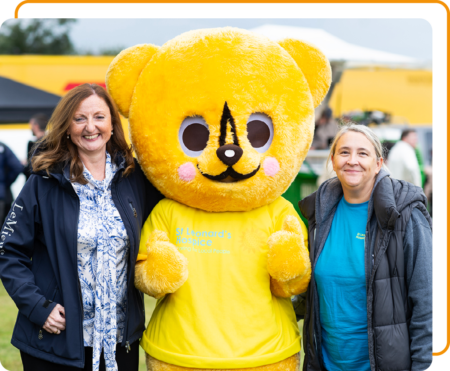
246 113 274 153
179 117 210 157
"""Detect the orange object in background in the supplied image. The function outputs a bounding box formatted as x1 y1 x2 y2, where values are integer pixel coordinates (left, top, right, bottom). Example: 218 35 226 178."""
433 185 450 371
64 82 107 91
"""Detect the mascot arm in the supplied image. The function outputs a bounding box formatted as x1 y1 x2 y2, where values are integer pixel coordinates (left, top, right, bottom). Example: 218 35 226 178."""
135 230 188 299
267 215 311 298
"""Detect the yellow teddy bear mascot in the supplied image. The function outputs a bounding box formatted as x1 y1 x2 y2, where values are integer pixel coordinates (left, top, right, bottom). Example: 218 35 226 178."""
106 27 331 371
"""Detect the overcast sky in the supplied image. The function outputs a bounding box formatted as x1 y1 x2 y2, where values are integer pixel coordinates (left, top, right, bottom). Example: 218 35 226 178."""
65 18 432 62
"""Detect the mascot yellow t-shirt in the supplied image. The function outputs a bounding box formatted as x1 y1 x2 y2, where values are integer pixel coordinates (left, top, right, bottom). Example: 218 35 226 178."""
139 197 306 368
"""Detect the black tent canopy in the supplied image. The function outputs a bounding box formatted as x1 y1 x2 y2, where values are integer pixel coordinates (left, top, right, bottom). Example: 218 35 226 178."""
0 76 61 123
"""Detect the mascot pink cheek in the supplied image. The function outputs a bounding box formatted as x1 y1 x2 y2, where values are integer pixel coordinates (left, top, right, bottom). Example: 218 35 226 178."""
178 162 196 181
263 157 280 177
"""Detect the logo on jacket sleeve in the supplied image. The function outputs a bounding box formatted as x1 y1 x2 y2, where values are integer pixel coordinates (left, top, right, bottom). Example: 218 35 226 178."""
0 203 24 254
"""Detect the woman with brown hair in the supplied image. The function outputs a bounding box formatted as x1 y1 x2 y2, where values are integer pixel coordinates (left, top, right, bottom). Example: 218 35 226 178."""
0 84 162 371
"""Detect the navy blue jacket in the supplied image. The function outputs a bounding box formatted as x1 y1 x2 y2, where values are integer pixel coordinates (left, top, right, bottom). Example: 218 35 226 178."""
0 156 162 367
0 142 24 202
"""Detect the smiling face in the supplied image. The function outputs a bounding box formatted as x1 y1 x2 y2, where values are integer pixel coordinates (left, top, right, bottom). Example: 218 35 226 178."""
178 106 275 183
332 131 382 200
128 30 315 212
68 94 113 160
107 28 331 212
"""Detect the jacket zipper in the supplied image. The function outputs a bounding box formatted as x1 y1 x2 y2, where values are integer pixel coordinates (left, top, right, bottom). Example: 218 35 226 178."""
113 175 138 348
73 196 85 367
63 181 85 366
129 202 137 218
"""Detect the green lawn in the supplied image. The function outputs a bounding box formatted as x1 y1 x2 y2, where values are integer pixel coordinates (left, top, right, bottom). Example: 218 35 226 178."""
0 283 156 371
0 283 304 370
0 282 22 371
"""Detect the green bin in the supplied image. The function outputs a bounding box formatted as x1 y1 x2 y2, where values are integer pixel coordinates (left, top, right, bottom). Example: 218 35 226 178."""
282 161 318 226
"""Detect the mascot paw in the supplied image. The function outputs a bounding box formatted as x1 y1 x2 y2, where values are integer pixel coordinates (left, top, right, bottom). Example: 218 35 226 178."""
267 216 311 297
135 230 188 299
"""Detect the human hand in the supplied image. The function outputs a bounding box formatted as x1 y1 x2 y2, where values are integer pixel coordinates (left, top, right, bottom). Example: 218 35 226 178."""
43 304 66 334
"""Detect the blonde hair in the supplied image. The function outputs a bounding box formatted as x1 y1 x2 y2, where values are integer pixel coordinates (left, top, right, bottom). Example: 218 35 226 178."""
327 123 388 170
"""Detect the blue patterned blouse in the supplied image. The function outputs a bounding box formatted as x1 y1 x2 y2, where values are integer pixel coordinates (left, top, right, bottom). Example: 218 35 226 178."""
71 153 129 371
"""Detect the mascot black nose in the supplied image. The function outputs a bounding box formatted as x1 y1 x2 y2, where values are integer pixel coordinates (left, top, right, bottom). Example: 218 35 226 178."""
217 144 243 166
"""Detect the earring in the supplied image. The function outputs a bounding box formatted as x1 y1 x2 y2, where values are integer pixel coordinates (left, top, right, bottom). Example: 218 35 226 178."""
67 134 70 139
111 131 114 136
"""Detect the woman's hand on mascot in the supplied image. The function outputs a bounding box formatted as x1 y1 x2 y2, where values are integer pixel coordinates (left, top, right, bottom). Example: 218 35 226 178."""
43 304 66 334
267 216 311 297
135 230 189 299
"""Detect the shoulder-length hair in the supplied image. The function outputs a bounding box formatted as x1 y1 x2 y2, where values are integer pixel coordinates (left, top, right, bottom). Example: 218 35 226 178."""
32 83 135 184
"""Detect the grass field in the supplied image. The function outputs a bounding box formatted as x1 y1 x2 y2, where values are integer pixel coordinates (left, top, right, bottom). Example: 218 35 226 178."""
0 283 156 371
0 283 303 370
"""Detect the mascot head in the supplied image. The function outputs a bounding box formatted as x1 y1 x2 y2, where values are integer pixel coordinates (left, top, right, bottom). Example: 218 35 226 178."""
106 27 331 212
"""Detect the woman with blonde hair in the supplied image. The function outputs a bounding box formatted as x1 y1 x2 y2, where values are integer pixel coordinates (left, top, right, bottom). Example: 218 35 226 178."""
0 84 162 371
295 124 432 371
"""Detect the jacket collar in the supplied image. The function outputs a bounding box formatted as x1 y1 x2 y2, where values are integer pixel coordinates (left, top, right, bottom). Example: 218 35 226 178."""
302 167 427 232
373 170 429 230
372 171 399 230
300 168 391 226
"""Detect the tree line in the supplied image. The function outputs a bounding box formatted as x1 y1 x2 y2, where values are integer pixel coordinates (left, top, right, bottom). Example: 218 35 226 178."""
0 19 123 56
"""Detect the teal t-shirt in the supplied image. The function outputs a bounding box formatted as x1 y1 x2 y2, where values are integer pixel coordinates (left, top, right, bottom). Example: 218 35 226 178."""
314 197 370 371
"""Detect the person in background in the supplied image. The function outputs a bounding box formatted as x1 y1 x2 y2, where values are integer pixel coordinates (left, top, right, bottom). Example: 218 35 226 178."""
24 113 49 180
296 124 432 371
380 140 396 167
0 142 24 225
0 84 162 371
387 129 422 187
310 107 339 150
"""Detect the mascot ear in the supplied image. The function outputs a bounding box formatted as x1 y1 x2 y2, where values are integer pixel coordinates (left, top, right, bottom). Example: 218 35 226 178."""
278 39 331 108
106 44 160 118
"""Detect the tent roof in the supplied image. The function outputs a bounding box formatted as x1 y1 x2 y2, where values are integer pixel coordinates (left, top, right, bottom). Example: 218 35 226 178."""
0 76 61 123
251 25 417 65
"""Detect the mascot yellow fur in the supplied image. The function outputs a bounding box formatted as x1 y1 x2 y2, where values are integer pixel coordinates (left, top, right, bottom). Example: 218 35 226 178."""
106 27 331 371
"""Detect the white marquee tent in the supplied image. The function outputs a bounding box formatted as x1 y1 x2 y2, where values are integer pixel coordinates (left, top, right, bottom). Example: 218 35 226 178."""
251 24 417 65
